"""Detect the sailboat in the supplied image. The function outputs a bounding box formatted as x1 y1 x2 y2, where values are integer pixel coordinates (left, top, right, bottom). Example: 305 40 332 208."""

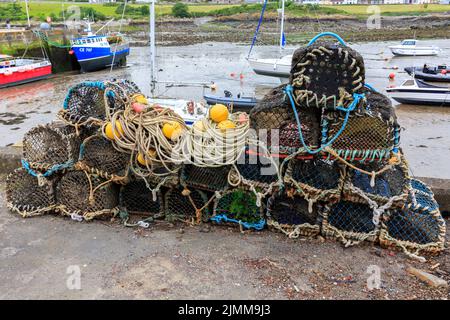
247 0 291 81
146 0 208 125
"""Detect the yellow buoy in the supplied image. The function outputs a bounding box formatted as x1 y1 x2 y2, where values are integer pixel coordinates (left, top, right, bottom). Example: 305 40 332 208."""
209 104 229 123
137 149 156 166
133 94 148 105
104 121 124 140
162 121 182 140
217 119 236 132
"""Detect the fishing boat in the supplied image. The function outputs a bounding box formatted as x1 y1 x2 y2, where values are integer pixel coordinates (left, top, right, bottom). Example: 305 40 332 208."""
203 90 258 112
388 39 441 56
0 54 52 89
386 78 450 106
70 20 130 72
404 64 449 83
247 0 291 81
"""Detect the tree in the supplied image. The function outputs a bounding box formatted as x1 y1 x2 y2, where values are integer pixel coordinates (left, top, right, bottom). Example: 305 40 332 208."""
171 3 190 18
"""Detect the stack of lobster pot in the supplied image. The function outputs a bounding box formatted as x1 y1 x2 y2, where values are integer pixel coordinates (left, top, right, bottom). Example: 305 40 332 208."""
252 33 445 257
6 80 144 222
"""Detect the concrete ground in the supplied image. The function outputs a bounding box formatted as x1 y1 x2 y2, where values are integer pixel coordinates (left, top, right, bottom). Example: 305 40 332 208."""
0 181 449 300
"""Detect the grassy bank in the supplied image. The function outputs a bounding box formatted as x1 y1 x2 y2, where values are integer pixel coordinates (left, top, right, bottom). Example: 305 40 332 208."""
1 2 449 23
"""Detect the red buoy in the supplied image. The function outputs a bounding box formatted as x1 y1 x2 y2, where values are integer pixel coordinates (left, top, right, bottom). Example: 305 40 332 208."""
389 72 395 80
69 50 74 55
441 69 447 75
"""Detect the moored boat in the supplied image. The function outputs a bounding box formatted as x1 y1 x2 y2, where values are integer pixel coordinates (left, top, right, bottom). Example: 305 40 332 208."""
388 39 441 56
203 91 258 112
404 64 449 83
0 54 52 89
386 78 450 106
248 55 291 80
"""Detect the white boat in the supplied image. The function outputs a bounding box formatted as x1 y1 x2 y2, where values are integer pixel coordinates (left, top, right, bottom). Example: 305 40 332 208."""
247 0 291 81
388 39 441 56
248 55 291 80
386 78 450 106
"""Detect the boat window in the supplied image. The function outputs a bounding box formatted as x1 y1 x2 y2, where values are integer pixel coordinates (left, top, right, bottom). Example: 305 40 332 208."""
402 40 415 46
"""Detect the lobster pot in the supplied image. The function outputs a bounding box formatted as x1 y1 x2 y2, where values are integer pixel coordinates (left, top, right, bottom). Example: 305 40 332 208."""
180 164 230 192
211 188 265 230
131 160 180 189
56 171 119 220
250 85 321 155
380 186 446 254
6 168 57 217
77 135 130 182
230 146 280 193
23 123 80 174
323 90 400 162
266 190 320 238
164 187 210 222
119 179 164 217
290 41 365 109
60 80 140 126
410 178 434 197
321 200 380 245
284 158 345 205
343 155 410 208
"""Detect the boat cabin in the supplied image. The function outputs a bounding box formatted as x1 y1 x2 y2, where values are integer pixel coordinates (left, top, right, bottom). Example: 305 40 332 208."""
400 40 417 46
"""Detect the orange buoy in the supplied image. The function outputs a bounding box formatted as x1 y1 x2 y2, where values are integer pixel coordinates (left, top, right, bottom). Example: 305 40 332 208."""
389 72 395 80
441 69 447 75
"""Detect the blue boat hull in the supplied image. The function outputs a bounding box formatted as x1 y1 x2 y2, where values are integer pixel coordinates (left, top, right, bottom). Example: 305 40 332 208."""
73 46 130 72
203 94 258 111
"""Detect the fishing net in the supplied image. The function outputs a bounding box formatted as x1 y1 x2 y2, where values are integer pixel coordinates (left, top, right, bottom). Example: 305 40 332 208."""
290 40 365 110
180 164 231 192
343 155 410 210
284 157 345 210
59 79 141 127
22 122 81 176
228 146 281 205
211 188 265 230
380 184 446 255
164 187 211 223
410 178 434 198
6 168 58 217
249 85 321 155
76 134 130 183
266 189 320 238
323 89 400 162
56 171 119 221
321 200 380 246
119 178 164 218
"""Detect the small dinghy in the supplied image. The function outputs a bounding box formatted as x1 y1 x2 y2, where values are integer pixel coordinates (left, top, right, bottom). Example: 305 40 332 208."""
404 64 449 83
203 90 258 112
388 39 441 56
386 78 450 106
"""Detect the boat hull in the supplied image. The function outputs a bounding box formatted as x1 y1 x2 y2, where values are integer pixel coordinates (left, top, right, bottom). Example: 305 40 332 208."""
386 89 450 106
404 67 450 83
248 58 290 79
77 49 129 72
389 48 440 56
203 94 258 111
0 64 52 89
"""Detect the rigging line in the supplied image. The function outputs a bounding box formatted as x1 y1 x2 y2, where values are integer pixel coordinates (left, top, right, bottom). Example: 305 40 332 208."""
247 0 268 60
310 4 324 34
110 0 128 73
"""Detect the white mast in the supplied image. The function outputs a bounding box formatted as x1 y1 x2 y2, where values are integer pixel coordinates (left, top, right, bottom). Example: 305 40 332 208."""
150 0 156 97
24 0 31 28
278 0 285 54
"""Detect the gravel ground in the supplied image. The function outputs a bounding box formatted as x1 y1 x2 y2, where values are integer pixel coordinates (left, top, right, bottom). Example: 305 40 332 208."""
0 181 448 300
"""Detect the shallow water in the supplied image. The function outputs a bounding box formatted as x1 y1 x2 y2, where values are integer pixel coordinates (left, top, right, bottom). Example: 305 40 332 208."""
1 39 449 178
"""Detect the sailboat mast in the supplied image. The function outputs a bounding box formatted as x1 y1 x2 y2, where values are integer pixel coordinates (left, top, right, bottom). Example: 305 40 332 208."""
279 0 285 54
24 0 31 28
150 0 156 97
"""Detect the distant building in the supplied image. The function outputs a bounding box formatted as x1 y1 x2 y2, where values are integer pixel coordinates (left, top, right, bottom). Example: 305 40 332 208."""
440 0 450 4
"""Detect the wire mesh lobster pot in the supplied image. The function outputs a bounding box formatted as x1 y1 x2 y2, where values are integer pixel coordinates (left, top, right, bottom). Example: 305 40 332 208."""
229 146 280 198
249 85 321 155
55 171 119 220
342 155 410 209
119 178 164 218
76 135 130 183
380 184 446 255
180 164 231 192
211 188 265 230
266 189 320 238
60 80 140 127
6 168 57 217
164 187 211 223
321 199 380 246
290 40 365 110
322 89 400 162
22 122 81 175
284 158 345 208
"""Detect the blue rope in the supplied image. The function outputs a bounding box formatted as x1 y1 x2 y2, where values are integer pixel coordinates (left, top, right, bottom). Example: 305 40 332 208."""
21 159 74 178
284 85 364 155
210 214 266 231
307 32 346 47
247 0 268 59
364 83 378 93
